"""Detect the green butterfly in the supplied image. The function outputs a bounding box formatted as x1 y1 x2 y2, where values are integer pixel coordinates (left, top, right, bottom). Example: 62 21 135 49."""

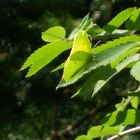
62 30 92 82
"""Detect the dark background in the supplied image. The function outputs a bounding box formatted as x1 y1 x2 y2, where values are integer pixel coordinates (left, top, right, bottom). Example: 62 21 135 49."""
0 0 140 139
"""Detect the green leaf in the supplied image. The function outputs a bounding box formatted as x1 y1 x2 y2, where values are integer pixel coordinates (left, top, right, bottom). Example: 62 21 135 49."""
89 29 130 41
111 47 140 68
58 36 140 88
69 14 91 39
130 96 139 109
79 109 140 139
125 8 140 32
127 61 138 68
51 62 64 73
103 109 140 126
20 40 72 77
73 54 139 99
104 7 136 32
74 65 116 99
87 125 120 138
115 98 127 111
116 54 139 70
57 36 140 88
93 36 140 54
123 109 140 125
62 30 91 82
87 24 105 37
41 26 66 42
93 42 137 68
130 61 140 81
76 135 92 140
115 96 133 112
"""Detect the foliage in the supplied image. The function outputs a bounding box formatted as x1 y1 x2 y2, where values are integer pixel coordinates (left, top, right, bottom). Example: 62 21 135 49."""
21 7 140 140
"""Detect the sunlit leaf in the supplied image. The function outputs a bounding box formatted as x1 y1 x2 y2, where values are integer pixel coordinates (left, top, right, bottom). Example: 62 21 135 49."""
57 35 140 88
41 26 66 42
115 98 126 111
51 62 65 73
93 36 140 54
130 96 139 109
103 109 140 126
73 65 116 99
87 24 105 37
111 47 140 68
104 7 136 32
130 61 140 81
76 135 92 140
125 8 140 32
20 40 72 77
72 54 139 98
87 126 120 138
69 14 91 39
115 96 134 112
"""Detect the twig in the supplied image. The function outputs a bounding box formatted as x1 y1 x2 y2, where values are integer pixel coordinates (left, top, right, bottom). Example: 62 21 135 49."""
54 101 109 137
107 126 140 140
48 95 119 139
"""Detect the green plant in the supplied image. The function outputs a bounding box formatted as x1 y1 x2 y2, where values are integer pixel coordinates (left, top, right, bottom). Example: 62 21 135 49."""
20 7 140 140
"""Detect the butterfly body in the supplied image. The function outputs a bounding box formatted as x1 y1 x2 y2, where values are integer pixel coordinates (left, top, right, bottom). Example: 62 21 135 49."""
62 30 92 82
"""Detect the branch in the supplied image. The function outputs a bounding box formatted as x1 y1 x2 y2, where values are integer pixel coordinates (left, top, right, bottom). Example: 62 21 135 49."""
48 95 119 139
107 126 140 140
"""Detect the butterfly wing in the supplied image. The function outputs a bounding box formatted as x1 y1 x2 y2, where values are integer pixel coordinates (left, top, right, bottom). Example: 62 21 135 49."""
62 30 91 82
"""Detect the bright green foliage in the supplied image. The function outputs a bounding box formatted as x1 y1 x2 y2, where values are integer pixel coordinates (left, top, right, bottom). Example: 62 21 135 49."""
130 96 139 109
73 65 116 99
130 61 140 82
20 40 72 77
79 109 140 139
20 7 140 140
74 54 139 99
41 26 66 42
51 62 65 73
115 97 131 111
111 47 140 68
87 24 105 37
115 96 136 112
89 29 130 41
76 135 92 140
57 37 140 88
103 109 140 126
62 30 91 82
104 7 136 32
87 125 121 138
92 36 140 54
69 14 91 39
125 8 140 32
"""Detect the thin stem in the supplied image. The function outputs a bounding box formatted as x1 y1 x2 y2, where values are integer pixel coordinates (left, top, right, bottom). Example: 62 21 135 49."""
107 126 140 140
